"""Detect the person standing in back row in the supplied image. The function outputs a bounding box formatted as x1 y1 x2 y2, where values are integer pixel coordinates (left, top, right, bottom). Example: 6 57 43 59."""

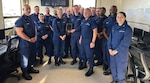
108 12 132 83
15 4 39 80
102 5 118 75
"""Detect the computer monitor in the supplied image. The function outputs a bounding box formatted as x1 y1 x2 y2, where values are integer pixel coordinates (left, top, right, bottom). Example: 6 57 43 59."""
133 28 143 40
0 29 5 40
143 31 150 44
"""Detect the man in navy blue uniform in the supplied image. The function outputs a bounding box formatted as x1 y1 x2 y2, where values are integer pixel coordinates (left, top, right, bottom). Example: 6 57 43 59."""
102 5 118 75
69 5 84 66
15 4 39 80
107 12 132 83
35 13 53 64
93 7 107 66
31 6 40 24
79 8 98 76
52 8 66 66
63 8 72 58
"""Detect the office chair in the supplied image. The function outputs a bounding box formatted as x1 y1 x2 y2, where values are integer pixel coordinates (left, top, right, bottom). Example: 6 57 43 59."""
0 36 20 82
128 45 150 83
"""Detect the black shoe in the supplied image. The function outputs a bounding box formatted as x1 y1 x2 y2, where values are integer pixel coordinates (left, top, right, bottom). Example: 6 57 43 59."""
85 68 94 77
63 55 69 58
71 59 77 65
59 59 66 64
55 59 60 66
48 58 51 64
22 73 32 80
94 62 103 66
40 57 43 64
111 80 117 83
103 68 111 75
28 68 39 74
79 63 87 70
103 64 108 71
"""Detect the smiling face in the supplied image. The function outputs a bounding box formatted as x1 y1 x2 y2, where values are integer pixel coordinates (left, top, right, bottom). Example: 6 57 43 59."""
57 9 63 19
23 4 31 16
116 12 126 26
83 8 91 19
38 13 44 22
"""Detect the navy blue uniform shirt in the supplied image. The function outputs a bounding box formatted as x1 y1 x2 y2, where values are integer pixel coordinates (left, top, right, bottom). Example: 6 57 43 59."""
103 15 117 36
15 14 36 47
107 21 132 53
63 15 72 23
52 18 67 39
31 13 39 23
81 16 97 42
71 13 84 36
35 21 51 38
93 16 107 33
48 15 56 26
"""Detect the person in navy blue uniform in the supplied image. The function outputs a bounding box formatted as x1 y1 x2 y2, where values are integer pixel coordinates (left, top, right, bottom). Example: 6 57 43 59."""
52 8 66 66
90 7 96 18
69 5 84 66
63 8 72 58
102 5 118 75
108 12 132 83
35 13 53 64
31 6 40 24
93 7 107 66
15 4 39 80
79 8 98 76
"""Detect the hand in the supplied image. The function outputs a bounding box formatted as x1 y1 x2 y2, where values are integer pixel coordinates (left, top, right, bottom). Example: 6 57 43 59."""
30 37 36 43
62 35 66 40
90 42 95 48
42 34 48 40
60 36 63 40
79 38 82 44
109 49 114 56
112 50 118 55
70 29 75 33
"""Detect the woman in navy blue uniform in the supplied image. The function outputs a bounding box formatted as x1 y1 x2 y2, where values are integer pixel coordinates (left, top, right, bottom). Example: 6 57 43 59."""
107 12 132 83
35 13 53 64
79 8 98 76
102 5 118 75
52 8 66 66
15 4 39 80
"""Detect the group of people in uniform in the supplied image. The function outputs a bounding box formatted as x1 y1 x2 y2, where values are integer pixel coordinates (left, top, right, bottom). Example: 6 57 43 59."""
15 4 132 83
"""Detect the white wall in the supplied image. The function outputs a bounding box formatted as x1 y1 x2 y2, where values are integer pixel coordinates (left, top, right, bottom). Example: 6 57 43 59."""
121 0 150 31
0 0 4 29
29 0 72 15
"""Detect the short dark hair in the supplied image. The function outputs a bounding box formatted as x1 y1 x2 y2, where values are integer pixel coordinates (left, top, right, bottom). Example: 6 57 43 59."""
100 7 106 11
118 12 126 17
34 6 39 8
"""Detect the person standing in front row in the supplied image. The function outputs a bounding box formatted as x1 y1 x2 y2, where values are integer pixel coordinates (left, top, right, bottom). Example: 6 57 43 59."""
52 8 66 66
35 13 53 64
107 12 132 83
15 4 39 80
69 5 84 66
79 8 98 76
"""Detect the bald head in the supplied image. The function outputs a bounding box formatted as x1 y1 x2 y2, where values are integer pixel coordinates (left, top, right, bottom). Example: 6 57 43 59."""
23 4 31 16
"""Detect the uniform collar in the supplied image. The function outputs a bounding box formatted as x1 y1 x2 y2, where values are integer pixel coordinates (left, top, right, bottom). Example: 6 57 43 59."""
118 21 127 28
